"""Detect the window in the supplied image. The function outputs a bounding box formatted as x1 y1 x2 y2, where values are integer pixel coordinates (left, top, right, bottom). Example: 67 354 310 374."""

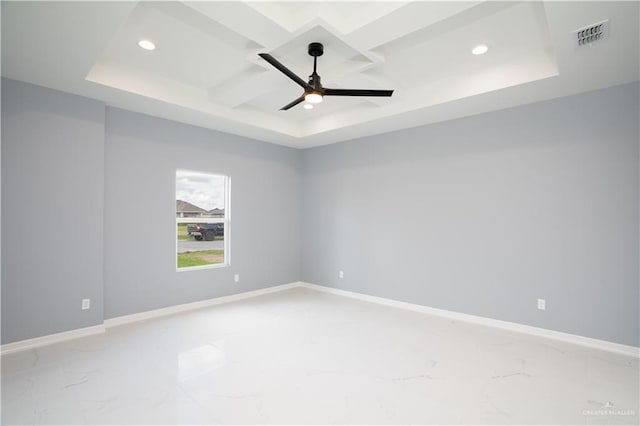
176 170 229 270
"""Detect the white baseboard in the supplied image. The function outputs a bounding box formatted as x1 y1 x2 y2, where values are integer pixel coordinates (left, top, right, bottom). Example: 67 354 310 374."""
104 282 302 328
1 282 301 355
299 282 640 359
3 281 637 359
0 325 106 355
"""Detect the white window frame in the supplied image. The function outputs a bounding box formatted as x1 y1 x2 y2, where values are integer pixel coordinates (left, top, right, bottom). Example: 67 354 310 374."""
175 171 231 271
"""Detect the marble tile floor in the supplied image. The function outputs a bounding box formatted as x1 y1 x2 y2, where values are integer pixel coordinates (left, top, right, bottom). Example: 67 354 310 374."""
1 287 638 425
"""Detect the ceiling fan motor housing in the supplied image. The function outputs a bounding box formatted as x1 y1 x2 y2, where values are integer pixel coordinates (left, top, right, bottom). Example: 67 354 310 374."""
308 73 322 93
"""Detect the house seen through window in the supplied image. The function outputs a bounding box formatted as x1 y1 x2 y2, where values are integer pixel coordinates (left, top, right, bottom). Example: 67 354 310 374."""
176 170 229 269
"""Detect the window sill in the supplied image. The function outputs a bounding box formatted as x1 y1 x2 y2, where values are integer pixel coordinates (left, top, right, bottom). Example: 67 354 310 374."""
177 263 228 272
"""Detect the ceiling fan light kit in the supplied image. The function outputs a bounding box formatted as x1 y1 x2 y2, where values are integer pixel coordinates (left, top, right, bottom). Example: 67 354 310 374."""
259 42 394 110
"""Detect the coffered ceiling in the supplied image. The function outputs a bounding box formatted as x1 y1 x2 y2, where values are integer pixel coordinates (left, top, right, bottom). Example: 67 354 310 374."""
2 1 638 148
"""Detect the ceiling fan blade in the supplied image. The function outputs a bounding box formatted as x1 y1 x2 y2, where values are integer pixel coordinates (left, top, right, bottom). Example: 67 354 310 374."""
259 53 307 89
324 88 394 97
280 96 306 111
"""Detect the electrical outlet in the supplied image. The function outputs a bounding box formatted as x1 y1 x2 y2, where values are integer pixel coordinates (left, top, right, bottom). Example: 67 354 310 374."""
234 274 240 283
82 299 91 310
339 271 344 279
537 298 546 311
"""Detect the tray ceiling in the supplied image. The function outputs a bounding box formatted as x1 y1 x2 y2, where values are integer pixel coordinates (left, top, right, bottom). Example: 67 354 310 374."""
2 1 638 148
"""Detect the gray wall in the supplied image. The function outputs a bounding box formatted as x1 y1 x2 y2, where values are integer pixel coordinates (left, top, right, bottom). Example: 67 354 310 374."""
302 83 640 347
1 79 302 343
1 79 106 343
104 108 301 318
2 78 637 347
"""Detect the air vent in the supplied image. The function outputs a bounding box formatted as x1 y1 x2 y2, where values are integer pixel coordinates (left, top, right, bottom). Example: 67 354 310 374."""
574 20 609 47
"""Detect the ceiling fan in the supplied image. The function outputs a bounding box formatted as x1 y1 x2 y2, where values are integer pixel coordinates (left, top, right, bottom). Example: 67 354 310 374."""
259 42 394 111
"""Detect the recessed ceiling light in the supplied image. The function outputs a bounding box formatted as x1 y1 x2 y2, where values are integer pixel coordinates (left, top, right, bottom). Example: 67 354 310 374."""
303 103 314 110
472 44 488 55
138 39 156 51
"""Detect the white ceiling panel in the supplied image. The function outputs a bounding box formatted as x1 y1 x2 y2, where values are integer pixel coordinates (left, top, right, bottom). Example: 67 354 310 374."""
2 1 637 148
